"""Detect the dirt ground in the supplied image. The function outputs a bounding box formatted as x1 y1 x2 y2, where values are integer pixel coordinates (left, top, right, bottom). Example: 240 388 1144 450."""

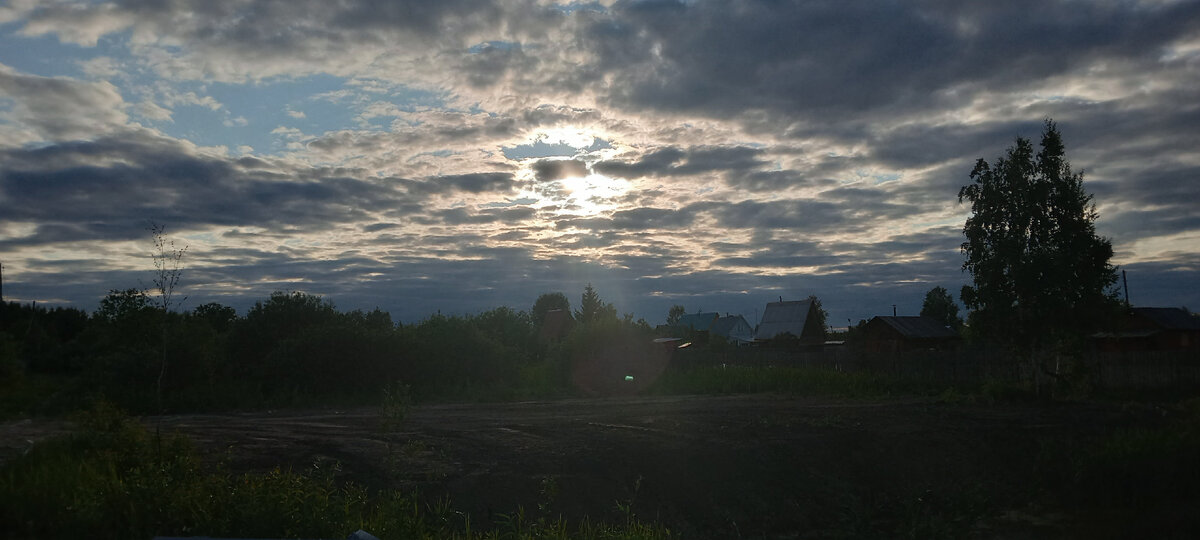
1 394 1188 538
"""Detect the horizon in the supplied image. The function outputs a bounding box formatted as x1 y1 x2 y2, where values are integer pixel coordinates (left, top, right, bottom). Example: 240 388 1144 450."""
2 1 1198 327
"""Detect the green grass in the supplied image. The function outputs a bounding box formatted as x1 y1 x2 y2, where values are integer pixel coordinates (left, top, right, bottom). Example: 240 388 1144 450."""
0 401 672 540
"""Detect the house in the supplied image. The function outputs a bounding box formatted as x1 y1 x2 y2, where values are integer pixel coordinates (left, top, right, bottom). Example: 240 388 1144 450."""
753 299 825 346
1093 307 1200 352
711 314 755 344
676 312 719 332
538 309 572 342
861 316 960 353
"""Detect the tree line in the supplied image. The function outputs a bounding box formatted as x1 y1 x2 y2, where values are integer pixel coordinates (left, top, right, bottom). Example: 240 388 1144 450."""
0 284 656 416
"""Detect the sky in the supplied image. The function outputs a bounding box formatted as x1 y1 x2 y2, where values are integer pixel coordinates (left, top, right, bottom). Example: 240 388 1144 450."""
1 0 1198 328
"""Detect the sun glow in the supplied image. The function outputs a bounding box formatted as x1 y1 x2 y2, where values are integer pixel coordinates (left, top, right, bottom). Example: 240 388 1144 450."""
535 127 600 150
509 125 630 216
559 173 630 215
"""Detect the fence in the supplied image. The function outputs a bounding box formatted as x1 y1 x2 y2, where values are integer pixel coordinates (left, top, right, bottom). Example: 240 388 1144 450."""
1090 350 1200 388
673 346 1200 390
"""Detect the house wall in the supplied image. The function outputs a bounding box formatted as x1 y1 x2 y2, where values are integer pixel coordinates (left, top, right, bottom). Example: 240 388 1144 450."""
861 319 960 353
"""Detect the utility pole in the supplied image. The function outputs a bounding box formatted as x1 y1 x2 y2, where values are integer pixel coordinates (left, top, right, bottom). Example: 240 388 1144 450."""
892 304 897 317
1 260 4 303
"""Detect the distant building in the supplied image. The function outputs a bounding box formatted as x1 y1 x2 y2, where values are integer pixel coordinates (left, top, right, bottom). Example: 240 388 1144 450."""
712 314 755 345
861 316 960 353
538 309 572 342
676 312 720 332
1093 307 1200 352
754 299 825 346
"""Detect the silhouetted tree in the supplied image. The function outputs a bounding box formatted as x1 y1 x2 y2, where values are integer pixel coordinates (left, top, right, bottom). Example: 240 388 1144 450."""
226 291 340 388
147 223 187 413
85 288 163 410
95 288 153 322
472 306 534 350
666 305 686 326
807 295 829 340
959 119 1118 370
531 292 571 328
575 283 617 325
191 302 237 333
920 286 962 331
0 302 88 375
148 222 187 313
845 319 870 344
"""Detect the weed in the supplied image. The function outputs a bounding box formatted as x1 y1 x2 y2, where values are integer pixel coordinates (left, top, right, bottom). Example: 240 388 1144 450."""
381 380 412 432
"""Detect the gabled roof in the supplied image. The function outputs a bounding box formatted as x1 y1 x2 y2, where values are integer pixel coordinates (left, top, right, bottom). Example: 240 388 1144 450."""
711 314 754 342
873 316 959 339
677 312 719 331
711 314 749 335
1132 307 1200 331
754 300 813 341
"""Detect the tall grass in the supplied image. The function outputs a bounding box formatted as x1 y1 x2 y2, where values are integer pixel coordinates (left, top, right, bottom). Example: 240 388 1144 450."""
0 401 672 540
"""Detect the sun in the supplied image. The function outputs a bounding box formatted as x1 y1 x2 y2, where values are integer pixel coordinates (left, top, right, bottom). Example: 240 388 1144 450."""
508 125 629 216
559 173 630 215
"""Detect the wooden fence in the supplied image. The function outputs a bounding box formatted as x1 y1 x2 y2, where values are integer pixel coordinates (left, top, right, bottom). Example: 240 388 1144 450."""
673 346 1200 389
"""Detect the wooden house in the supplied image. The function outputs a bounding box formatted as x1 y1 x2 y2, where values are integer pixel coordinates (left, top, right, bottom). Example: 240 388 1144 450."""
861 316 960 353
712 314 755 345
753 299 825 346
1093 307 1200 352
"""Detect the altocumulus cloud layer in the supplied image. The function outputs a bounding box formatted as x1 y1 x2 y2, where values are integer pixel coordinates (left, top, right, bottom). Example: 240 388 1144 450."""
1 0 1198 324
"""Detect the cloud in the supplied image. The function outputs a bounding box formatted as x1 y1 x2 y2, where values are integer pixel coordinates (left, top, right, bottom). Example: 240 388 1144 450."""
17 1 135 46
532 158 589 182
1 1 1199 323
11 0 529 84
593 145 770 188
404 172 517 196
0 133 417 245
0 63 130 141
427 206 536 226
588 1 1200 126
136 100 173 122
160 89 222 111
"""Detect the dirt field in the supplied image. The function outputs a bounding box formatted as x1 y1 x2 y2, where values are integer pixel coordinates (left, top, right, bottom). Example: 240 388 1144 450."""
58 394 1170 538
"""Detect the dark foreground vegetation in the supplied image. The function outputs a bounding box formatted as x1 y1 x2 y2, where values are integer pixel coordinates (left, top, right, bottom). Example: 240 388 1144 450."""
0 401 673 540
4 392 1200 539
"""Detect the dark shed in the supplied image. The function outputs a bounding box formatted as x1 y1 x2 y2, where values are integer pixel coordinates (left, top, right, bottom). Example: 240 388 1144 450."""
862 316 960 353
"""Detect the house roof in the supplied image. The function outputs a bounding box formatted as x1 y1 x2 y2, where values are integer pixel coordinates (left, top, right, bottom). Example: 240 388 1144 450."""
711 314 753 341
873 316 959 339
754 300 813 341
1132 307 1200 331
711 314 748 335
677 312 719 331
